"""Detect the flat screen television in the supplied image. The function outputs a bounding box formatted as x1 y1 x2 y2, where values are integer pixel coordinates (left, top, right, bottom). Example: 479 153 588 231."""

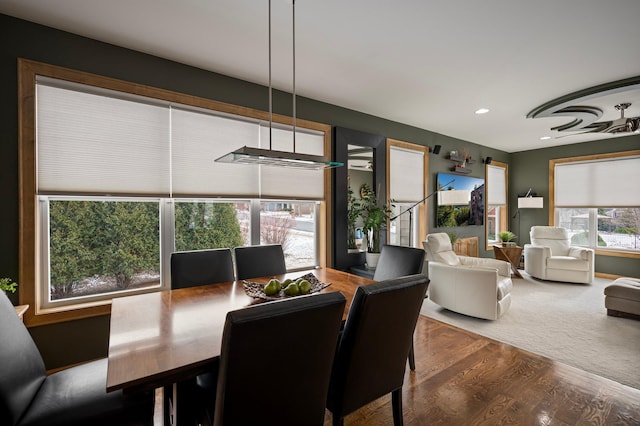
436 172 484 227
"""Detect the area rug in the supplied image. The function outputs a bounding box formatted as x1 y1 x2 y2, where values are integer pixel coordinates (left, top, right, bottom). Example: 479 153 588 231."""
420 272 640 390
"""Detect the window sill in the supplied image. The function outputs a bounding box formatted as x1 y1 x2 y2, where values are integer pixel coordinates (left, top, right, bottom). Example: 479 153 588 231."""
23 300 112 328
594 249 640 259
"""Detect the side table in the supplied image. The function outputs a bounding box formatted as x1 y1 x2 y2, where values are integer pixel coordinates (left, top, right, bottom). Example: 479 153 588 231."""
492 245 523 278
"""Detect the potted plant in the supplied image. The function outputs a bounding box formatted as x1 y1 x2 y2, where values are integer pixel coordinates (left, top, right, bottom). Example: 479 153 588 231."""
347 185 362 253
359 184 392 268
498 230 517 247
0 277 17 295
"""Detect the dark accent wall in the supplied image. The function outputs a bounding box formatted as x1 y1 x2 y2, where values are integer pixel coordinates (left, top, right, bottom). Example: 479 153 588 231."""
1 13 637 369
511 137 640 277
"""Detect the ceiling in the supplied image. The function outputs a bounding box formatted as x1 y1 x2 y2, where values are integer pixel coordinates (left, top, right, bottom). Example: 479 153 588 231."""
2 0 639 153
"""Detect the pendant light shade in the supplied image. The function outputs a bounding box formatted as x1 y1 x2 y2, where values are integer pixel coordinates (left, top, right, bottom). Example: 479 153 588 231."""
216 146 343 170
215 0 343 170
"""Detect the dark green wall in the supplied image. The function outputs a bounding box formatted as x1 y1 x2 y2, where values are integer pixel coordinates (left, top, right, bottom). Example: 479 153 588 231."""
511 137 640 277
1 13 637 369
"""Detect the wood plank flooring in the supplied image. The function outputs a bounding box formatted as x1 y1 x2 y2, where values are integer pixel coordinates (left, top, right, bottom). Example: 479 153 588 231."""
155 315 640 425
323 316 640 425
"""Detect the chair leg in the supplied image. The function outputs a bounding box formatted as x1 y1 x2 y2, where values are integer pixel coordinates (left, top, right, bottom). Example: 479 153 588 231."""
392 388 403 426
408 341 416 371
332 414 345 426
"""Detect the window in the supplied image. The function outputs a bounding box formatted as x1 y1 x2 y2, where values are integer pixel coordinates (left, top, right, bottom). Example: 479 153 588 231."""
486 161 508 249
260 201 319 270
19 59 331 325
555 207 640 250
43 198 161 307
551 151 640 255
387 139 429 247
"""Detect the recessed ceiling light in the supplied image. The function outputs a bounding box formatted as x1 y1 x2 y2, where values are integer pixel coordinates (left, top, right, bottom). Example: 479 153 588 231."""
475 108 490 115
540 136 551 140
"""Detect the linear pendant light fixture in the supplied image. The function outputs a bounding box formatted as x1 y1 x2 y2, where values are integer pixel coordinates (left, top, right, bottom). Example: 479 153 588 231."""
216 0 343 170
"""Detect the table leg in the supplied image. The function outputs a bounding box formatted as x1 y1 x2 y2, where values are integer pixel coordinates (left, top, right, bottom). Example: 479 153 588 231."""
166 381 199 426
510 263 523 278
493 246 523 279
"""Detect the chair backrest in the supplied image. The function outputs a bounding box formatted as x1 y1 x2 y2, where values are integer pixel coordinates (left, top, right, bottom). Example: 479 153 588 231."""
0 291 46 425
422 233 460 265
170 248 235 289
373 244 426 281
234 244 286 280
530 226 570 256
213 292 346 426
327 275 429 418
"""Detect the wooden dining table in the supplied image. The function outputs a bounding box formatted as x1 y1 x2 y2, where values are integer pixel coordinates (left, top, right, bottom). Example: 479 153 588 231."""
106 267 373 396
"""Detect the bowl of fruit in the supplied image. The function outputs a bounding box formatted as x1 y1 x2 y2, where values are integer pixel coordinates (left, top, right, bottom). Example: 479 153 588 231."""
242 273 331 300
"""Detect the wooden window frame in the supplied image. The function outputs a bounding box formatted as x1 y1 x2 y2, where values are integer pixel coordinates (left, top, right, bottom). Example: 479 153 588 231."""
485 160 508 251
549 150 640 259
18 58 332 326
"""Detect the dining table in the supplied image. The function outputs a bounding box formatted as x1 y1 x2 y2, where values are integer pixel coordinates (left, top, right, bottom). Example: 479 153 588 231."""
106 267 374 424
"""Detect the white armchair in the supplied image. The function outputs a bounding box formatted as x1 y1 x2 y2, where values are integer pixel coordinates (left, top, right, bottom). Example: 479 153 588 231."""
423 233 513 320
524 226 594 284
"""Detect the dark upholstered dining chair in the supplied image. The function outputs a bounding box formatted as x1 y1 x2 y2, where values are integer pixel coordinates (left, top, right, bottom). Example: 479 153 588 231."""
0 291 153 426
204 292 346 425
326 274 429 426
167 248 235 424
170 248 235 289
372 244 426 370
372 244 426 281
234 244 287 280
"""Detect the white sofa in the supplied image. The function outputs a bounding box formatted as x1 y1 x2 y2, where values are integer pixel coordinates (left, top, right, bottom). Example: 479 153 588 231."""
423 233 513 320
524 226 594 284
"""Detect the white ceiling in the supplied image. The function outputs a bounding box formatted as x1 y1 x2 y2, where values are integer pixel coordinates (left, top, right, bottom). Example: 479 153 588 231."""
2 0 639 153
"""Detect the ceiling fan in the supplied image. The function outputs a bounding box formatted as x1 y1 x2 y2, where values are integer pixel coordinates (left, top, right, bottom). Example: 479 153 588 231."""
600 103 640 134
554 103 640 138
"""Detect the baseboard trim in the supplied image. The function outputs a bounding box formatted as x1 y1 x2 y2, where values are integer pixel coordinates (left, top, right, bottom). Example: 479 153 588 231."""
607 309 640 321
595 272 627 280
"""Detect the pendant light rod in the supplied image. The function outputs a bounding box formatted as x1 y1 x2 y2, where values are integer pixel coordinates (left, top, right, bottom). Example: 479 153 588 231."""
214 0 343 170
292 0 296 152
268 0 273 150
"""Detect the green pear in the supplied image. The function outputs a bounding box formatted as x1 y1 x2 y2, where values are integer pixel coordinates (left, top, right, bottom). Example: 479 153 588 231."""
283 282 300 296
298 280 312 294
264 279 281 296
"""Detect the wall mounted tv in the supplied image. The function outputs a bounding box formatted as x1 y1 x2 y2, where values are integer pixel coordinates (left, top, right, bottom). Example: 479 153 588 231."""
436 172 485 227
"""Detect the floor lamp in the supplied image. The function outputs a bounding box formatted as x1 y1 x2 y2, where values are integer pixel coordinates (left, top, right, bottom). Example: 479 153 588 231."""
514 192 544 244
391 178 455 247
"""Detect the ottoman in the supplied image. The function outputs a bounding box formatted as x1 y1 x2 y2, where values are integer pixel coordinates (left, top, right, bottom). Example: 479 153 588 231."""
604 277 640 320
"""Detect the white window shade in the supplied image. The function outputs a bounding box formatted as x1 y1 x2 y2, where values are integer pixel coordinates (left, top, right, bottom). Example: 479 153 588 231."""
555 156 640 207
487 165 506 205
171 108 260 197
389 146 424 202
37 76 326 201
37 83 171 195
258 125 325 199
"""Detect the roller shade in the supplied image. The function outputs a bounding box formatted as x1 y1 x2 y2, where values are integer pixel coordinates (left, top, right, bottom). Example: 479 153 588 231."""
36 77 326 200
37 82 171 195
259 125 325 199
555 156 640 207
389 146 424 202
171 108 260 197
487 165 506 205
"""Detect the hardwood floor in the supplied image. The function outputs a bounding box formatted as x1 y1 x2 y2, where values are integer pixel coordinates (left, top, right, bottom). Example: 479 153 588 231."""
155 315 640 425
323 316 640 425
